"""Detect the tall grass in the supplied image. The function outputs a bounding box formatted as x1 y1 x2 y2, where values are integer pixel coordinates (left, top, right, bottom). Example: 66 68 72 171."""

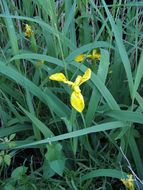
0 0 143 189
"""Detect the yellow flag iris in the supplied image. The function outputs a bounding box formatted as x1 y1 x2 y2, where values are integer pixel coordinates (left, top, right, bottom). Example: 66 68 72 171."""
49 69 91 112
74 49 101 62
121 174 135 190
25 24 33 38
87 49 101 60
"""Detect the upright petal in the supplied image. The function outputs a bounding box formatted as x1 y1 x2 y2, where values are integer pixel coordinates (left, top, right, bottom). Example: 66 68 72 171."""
87 49 100 60
78 68 91 86
74 75 82 86
92 49 101 60
70 91 84 112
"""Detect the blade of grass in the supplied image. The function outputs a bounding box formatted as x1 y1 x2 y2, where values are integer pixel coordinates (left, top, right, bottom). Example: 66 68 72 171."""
133 51 143 100
64 0 76 46
1 0 19 69
0 124 32 138
85 49 110 127
16 121 125 148
18 104 53 138
105 110 143 124
25 89 41 140
128 130 143 179
0 90 22 122
10 53 65 67
81 169 127 181
100 0 133 95
136 92 143 111
0 61 70 118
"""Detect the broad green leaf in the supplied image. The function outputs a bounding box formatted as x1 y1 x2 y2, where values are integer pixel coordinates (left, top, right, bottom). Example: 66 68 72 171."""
11 166 28 180
4 154 11 166
45 144 65 176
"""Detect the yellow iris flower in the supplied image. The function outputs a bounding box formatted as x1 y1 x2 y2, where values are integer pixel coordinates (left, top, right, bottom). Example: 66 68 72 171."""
87 49 101 60
49 69 91 112
25 24 33 38
74 49 101 62
121 174 135 190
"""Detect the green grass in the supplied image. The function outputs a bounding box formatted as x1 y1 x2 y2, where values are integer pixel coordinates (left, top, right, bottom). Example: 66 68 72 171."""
0 0 143 189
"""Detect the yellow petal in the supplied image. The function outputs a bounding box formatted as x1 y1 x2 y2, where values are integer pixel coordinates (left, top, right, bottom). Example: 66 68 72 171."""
86 54 92 58
25 24 31 31
121 175 134 189
87 49 101 60
70 91 84 112
72 85 81 93
78 68 91 86
74 75 83 86
74 54 86 62
49 73 73 86
25 24 33 37
49 73 67 82
92 49 101 60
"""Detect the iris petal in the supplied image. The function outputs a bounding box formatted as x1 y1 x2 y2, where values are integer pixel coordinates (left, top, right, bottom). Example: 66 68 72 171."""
49 73 67 83
74 54 86 62
70 91 84 112
78 68 91 86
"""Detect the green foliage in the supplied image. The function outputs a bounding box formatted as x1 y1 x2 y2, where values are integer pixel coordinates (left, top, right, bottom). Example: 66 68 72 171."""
0 0 143 189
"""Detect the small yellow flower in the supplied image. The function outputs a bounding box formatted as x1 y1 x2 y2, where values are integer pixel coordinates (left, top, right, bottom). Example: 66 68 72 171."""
25 24 33 38
87 49 101 60
74 49 101 63
74 54 86 62
49 69 91 112
121 174 135 190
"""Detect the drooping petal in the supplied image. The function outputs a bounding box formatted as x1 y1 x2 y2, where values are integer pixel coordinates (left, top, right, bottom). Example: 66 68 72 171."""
70 91 84 112
49 73 74 86
78 68 91 86
49 73 67 83
74 54 86 62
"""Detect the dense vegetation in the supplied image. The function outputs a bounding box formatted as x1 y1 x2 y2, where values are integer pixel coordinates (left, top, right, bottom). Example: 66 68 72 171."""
0 0 143 189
